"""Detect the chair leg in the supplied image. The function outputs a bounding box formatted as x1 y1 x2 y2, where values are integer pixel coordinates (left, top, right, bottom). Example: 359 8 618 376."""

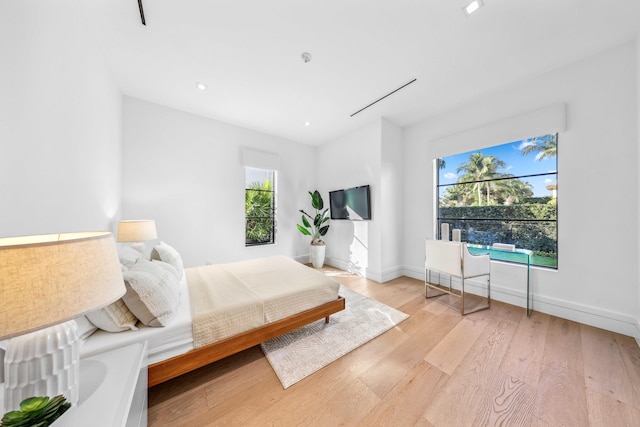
461 277 465 315
425 269 447 299
460 274 491 315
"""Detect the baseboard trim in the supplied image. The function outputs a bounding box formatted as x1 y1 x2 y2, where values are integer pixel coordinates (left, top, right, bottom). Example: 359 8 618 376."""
402 265 639 338
323 257 403 283
380 266 404 283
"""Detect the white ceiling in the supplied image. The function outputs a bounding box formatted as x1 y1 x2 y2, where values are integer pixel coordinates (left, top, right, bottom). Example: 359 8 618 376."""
93 0 640 145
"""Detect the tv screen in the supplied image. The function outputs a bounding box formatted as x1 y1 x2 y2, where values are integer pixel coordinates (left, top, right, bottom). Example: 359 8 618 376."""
329 185 371 220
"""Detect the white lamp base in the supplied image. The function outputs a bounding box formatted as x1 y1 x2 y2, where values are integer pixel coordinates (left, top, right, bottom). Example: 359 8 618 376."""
3 320 80 411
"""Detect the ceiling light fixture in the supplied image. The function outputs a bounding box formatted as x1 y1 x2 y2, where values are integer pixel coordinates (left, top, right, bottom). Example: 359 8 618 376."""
304 121 311 126
196 82 207 91
301 52 312 63
463 0 484 16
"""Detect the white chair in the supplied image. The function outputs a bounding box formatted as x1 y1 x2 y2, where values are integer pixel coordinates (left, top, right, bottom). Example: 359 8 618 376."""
425 239 491 315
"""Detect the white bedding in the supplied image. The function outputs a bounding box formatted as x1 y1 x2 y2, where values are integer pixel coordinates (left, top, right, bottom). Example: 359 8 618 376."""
80 275 193 366
188 256 341 348
231 256 341 322
80 256 340 367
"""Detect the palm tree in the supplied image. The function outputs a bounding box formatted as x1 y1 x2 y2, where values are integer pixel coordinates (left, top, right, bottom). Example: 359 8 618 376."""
456 153 506 206
494 177 534 205
245 180 274 242
521 134 557 161
440 183 474 207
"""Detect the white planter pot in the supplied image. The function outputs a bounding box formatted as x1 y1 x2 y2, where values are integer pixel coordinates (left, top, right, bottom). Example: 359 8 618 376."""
310 244 326 269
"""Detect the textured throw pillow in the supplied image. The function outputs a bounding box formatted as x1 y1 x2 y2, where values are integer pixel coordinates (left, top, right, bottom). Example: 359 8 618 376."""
150 241 184 280
152 259 180 281
86 299 139 332
118 245 145 268
122 258 180 327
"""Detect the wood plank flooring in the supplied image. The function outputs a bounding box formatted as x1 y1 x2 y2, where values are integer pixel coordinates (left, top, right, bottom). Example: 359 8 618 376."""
148 267 640 426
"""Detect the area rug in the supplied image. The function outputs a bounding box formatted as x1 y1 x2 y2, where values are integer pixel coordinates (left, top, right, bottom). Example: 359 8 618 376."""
260 285 409 389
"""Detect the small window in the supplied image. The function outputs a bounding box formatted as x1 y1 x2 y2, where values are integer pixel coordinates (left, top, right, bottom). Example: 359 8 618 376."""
245 167 276 246
437 133 558 268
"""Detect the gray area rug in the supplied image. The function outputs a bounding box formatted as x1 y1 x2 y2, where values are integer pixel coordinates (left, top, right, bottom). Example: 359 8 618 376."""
260 285 409 389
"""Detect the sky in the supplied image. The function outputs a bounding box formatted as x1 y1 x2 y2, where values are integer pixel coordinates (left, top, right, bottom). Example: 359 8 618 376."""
438 134 557 198
246 167 275 186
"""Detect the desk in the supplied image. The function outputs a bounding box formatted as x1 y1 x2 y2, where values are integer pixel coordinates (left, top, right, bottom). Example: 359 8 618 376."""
467 244 533 317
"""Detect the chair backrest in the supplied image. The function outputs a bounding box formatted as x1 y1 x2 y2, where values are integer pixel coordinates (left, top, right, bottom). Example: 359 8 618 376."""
462 244 491 277
425 239 462 277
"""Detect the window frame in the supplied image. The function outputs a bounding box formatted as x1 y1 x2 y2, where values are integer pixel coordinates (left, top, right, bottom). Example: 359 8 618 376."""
436 134 558 269
245 167 277 247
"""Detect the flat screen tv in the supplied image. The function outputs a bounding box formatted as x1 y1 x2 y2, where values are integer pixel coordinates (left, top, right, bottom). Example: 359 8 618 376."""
329 185 371 220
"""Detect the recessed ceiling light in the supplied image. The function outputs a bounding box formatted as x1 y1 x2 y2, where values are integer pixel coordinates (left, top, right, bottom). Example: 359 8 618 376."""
196 82 207 91
463 0 483 16
304 121 311 126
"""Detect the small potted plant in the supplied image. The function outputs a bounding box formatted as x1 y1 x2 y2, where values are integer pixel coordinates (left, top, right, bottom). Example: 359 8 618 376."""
297 190 330 268
1 395 71 427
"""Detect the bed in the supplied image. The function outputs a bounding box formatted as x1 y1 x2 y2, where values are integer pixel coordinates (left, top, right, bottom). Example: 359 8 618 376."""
80 253 344 387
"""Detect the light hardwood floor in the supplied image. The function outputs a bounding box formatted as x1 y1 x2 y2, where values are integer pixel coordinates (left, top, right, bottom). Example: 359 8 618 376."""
148 267 640 426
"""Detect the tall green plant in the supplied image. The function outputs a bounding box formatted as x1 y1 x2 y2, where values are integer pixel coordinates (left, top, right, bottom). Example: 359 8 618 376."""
297 190 330 245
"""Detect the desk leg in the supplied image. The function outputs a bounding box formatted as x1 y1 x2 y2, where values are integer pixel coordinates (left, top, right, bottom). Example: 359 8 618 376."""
526 256 532 317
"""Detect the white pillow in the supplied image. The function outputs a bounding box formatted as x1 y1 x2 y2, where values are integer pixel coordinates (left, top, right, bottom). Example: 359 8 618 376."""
118 245 145 268
150 241 184 279
86 299 139 332
122 258 180 327
152 259 180 281
74 315 98 341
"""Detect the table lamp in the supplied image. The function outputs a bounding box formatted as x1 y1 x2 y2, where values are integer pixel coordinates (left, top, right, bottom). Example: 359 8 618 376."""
0 232 125 412
117 220 157 253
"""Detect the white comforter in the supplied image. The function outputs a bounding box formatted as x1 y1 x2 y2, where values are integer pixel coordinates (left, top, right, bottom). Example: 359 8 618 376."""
80 256 340 365
188 256 341 348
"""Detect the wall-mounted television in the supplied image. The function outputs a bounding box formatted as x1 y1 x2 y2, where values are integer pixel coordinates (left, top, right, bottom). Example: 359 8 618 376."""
329 185 372 220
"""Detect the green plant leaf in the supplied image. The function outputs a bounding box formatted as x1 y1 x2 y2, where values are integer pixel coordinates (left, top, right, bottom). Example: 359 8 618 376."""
311 190 323 210
301 215 311 228
297 224 311 236
318 225 329 236
2 410 25 421
20 397 49 413
313 214 322 228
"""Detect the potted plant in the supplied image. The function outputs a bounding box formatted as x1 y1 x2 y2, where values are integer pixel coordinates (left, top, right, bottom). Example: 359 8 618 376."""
297 190 330 268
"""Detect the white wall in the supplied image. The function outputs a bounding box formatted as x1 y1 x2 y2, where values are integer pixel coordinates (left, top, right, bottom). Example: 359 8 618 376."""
0 1 122 237
121 97 317 267
637 35 640 338
318 122 381 278
403 41 639 338
380 119 404 280
317 118 404 282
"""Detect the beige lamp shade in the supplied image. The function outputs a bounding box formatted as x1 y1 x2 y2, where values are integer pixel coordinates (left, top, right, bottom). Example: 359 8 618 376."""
0 232 125 340
117 220 158 242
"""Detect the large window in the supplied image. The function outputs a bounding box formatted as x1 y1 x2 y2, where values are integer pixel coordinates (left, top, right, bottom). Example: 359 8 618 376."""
245 167 276 246
437 133 557 268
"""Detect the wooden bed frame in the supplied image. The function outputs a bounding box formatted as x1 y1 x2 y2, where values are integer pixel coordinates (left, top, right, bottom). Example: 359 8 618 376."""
148 296 346 387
